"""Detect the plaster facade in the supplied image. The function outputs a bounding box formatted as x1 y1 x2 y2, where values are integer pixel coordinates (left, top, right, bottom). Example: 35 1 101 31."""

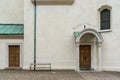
0 0 120 71
24 0 120 71
0 38 23 69
0 0 24 69
0 0 24 24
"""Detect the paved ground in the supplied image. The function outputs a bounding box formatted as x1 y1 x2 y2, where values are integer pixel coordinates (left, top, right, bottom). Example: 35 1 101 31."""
0 70 120 80
0 70 83 80
80 72 120 80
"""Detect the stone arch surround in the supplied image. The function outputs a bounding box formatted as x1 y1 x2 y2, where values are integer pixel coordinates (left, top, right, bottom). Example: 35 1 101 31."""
75 28 103 71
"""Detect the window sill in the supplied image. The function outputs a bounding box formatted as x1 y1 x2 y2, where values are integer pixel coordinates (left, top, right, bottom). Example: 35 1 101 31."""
31 0 74 5
98 29 112 33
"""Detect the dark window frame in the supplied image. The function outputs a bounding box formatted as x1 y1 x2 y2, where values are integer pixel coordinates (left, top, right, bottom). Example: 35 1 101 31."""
100 9 110 30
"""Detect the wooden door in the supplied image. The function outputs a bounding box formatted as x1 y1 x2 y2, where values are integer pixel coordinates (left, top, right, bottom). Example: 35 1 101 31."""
9 45 20 67
80 45 91 69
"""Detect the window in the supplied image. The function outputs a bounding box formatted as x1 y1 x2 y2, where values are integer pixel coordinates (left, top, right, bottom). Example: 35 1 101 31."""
100 9 110 30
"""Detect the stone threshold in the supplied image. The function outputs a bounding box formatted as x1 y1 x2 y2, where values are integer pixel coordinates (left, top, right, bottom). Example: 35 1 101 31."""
5 67 22 70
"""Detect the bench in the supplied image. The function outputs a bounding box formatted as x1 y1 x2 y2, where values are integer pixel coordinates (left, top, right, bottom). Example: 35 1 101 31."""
30 63 51 71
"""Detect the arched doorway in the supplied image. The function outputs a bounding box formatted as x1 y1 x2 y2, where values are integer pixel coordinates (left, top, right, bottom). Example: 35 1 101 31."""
74 28 103 71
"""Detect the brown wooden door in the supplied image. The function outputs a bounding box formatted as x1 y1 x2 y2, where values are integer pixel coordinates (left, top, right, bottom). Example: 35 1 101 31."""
80 45 91 69
9 45 20 67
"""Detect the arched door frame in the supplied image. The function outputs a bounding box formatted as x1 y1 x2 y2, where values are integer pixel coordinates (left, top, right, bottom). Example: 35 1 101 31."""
75 28 103 71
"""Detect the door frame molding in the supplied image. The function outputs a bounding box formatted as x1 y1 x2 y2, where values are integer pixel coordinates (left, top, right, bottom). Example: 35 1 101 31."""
6 43 22 68
75 29 103 71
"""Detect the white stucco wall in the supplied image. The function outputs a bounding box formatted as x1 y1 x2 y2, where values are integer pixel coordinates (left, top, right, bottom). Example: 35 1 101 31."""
0 39 23 69
24 0 120 71
99 1 120 71
0 0 24 24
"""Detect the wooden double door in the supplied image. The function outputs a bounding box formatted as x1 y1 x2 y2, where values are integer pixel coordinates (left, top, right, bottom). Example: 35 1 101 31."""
9 45 20 67
79 45 91 69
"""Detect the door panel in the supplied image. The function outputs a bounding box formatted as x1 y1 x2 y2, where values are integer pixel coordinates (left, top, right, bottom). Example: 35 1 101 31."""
9 45 20 67
80 45 91 69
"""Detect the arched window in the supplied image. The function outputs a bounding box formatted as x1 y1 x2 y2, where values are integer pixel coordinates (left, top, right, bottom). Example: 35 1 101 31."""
100 9 110 30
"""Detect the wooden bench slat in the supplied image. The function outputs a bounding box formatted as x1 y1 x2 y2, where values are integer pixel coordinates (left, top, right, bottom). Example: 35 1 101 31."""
30 63 51 71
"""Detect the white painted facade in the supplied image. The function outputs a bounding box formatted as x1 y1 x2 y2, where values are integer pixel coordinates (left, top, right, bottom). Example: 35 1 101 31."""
0 38 23 69
0 0 24 69
0 0 24 24
0 0 120 71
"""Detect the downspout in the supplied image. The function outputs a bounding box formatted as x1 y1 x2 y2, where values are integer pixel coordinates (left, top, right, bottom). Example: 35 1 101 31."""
34 0 37 70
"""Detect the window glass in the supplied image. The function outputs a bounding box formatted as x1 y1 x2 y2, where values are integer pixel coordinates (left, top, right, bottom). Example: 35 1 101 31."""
101 9 110 30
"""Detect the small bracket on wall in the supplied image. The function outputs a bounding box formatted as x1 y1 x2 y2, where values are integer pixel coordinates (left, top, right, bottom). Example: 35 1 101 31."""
84 25 86 29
